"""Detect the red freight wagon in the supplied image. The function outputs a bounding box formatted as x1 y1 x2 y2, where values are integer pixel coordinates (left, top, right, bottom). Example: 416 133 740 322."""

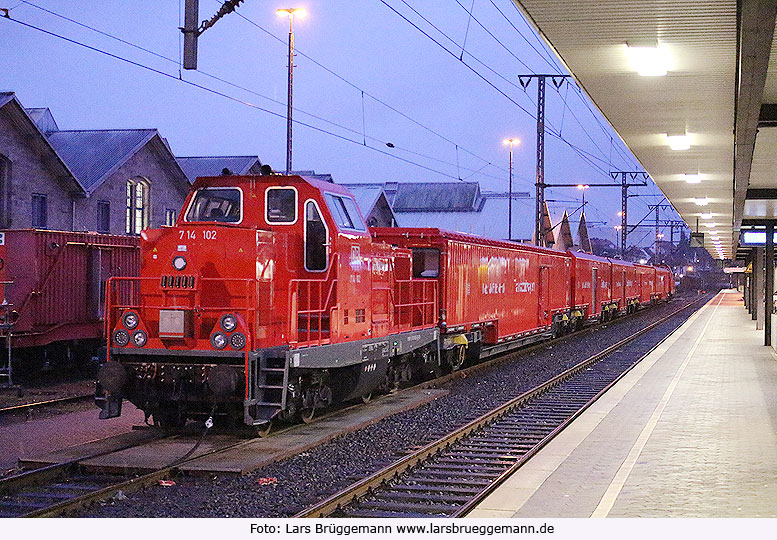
569 252 619 322
0 229 139 358
655 266 674 299
609 259 641 313
371 228 573 348
634 264 656 305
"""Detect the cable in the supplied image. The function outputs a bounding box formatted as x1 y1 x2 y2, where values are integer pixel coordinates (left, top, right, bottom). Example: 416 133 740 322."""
450 0 535 72
486 0 561 73
2 14 497 183
379 1 625 182
228 4 512 177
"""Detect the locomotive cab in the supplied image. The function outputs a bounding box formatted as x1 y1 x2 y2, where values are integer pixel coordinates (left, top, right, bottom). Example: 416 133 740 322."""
98 175 440 429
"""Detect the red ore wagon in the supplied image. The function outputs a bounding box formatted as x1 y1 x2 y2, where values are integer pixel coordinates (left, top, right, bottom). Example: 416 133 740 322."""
569 252 620 323
0 229 139 370
371 228 573 360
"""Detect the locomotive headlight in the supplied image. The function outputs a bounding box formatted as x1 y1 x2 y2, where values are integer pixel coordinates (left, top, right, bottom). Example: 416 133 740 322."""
230 332 246 350
113 329 130 347
211 332 228 349
172 256 187 271
131 330 148 347
220 314 238 332
123 311 139 330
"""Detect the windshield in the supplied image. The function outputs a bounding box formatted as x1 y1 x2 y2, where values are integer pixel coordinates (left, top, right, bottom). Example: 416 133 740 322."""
323 193 366 231
185 188 242 223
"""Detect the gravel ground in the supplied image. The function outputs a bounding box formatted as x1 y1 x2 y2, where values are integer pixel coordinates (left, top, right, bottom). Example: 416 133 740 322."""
81 293 711 518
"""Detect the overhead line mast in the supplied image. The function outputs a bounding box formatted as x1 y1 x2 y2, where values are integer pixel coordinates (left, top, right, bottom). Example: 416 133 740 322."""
182 0 245 70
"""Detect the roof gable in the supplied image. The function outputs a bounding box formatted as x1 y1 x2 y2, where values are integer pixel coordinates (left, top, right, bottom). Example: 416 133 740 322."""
0 93 83 194
47 129 158 193
177 155 263 184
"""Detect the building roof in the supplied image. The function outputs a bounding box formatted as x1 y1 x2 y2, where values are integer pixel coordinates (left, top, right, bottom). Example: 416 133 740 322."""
390 182 482 212
25 107 59 134
46 129 159 193
341 183 399 226
177 155 262 183
0 93 83 194
396 195 535 242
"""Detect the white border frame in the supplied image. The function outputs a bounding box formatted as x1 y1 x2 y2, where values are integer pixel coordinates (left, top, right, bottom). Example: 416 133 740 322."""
323 192 367 232
264 186 299 226
183 186 244 225
303 198 329 273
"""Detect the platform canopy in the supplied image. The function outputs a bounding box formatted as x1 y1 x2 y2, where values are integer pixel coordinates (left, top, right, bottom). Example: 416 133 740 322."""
513 0 777 260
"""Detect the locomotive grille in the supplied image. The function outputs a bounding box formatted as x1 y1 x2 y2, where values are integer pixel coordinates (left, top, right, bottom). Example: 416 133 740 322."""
160 275 196 289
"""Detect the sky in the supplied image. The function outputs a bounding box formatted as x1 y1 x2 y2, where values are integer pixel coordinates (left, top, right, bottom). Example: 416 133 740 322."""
0 0 681 247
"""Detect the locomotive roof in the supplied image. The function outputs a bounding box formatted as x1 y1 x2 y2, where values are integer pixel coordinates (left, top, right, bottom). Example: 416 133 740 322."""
190 174 354 196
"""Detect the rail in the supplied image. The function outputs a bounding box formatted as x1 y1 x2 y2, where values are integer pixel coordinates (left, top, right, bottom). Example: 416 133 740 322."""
295 295 708 518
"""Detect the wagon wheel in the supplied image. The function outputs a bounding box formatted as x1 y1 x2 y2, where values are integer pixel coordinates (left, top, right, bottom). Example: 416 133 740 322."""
360 392 372 404
255 421 273 438
300 407 316 424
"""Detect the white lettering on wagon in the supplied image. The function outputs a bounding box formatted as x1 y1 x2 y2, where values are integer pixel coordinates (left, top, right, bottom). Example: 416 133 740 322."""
482 283 505 295
515 281 535 293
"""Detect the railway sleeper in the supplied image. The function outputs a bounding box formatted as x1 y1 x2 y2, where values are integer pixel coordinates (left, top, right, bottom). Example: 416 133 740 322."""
353 499 459 515
375 490 474 504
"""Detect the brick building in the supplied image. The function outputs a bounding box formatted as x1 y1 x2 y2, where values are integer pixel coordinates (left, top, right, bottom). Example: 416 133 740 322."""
0 92 190 235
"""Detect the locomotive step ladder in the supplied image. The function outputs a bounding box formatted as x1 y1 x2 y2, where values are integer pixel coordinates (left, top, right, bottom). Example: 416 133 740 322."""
247 354 289 423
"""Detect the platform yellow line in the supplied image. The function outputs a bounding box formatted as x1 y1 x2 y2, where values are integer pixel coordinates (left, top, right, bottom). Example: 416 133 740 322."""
590 292 725 518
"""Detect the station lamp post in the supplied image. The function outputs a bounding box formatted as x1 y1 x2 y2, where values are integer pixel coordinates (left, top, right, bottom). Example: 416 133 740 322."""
577 184 589 210
503 138 520 240
277 8 305 175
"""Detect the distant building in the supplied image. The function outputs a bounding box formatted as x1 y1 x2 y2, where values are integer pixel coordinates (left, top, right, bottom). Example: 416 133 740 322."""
362 181 534 242
0 92 190 235
340 183 398 227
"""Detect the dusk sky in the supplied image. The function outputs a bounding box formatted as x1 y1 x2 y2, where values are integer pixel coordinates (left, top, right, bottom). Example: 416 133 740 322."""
1 0 680 246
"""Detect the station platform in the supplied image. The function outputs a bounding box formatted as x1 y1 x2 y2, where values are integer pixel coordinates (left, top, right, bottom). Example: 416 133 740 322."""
469 289 777 518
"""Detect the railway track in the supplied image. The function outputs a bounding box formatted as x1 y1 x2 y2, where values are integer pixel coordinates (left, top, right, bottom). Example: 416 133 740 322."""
295 296 707 518
0 394 93 416
0 296 703 518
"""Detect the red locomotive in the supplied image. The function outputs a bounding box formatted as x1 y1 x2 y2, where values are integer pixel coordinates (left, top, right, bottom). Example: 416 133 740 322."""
97 175 673 430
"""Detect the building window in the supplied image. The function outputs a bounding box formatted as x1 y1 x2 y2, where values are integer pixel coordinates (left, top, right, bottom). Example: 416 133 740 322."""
97 201 110 233
32 193 47 229
0 154 10 228
165 209 177 226
125 177 150 235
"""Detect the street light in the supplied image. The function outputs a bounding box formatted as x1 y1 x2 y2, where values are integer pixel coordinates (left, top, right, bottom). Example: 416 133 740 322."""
503 138 520 240
577 184 589 209
277 8 306 175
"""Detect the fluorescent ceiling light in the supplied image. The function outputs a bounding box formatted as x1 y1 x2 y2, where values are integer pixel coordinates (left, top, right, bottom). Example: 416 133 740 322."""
626 44 671 76
694 197 709 206
684 173 701 184
666 134 691 150
700 213 712 219
704 222 716 228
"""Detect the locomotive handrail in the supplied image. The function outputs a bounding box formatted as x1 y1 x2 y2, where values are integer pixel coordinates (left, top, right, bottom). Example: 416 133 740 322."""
391 278 438 330
288 254 340 347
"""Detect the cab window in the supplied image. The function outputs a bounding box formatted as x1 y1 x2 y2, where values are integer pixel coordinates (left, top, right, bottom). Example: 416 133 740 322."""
324 193 366 231
185 188 241 223
266 187 297 223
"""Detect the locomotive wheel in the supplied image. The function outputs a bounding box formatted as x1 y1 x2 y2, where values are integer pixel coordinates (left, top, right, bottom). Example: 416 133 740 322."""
300 407 316 424
255 421 272 438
